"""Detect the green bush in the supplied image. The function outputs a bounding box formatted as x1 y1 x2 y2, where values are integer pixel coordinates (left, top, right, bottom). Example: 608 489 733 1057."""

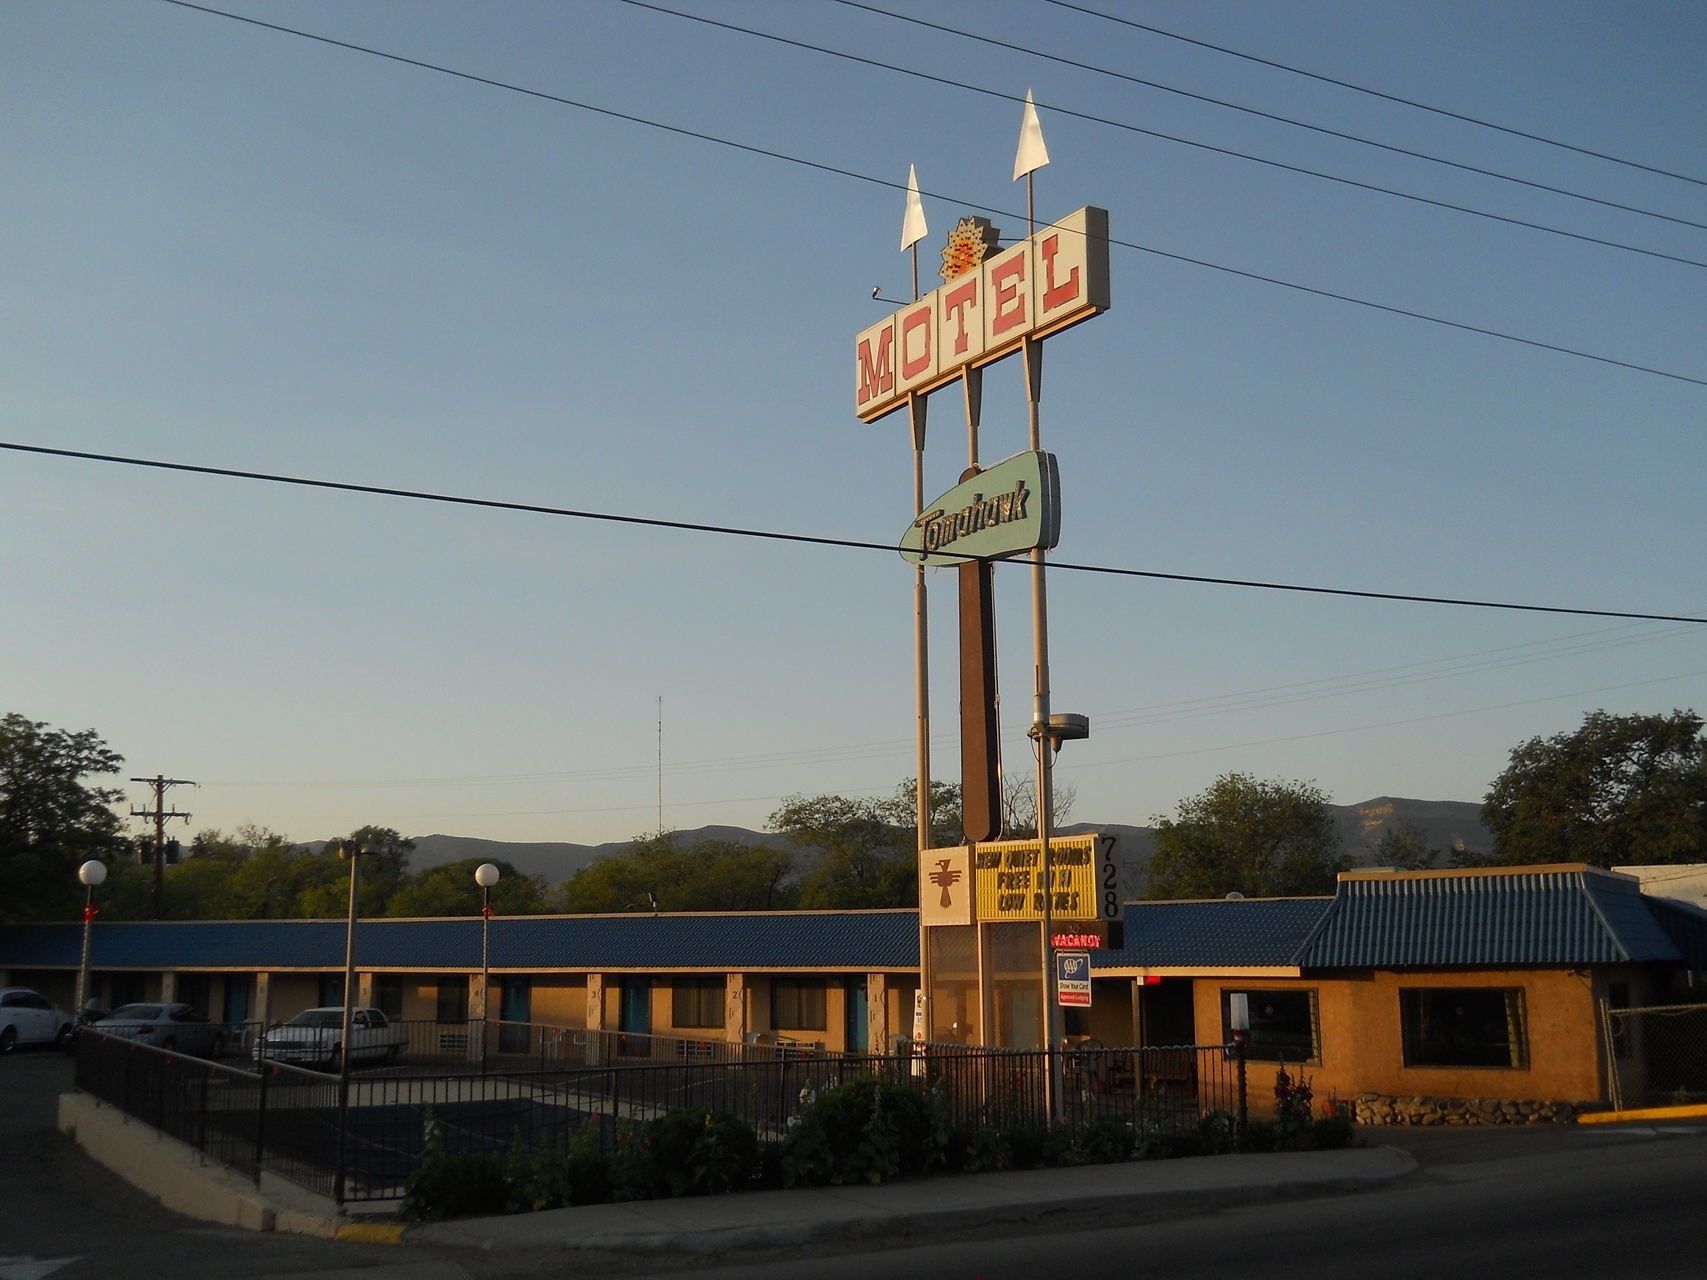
941 1125 1008 1173
782 1078 945 1186
506 1135 571 1213
1000 1123 1073 1169
563 1127 613 1205
1312 1113 1355 1150
608 1120 661 1202
648 1107 760 1197
402 1152 509 1221
1076 1118 1137 1164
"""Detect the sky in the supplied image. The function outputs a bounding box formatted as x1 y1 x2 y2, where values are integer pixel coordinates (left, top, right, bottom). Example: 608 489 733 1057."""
2 0 1704 850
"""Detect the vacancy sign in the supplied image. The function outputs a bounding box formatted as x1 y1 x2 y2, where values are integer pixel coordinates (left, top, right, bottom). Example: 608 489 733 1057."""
855 206 1110 422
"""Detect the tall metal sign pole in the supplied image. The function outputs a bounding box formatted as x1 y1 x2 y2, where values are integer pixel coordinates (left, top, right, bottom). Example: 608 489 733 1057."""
901 166 933 1048
331 837 369 1207
1013 92 1065 1121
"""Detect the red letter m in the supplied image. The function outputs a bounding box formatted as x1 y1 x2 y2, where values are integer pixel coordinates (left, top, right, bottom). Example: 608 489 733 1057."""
857 325 895 407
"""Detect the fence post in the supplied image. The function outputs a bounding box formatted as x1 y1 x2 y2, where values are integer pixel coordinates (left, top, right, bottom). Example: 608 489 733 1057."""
200 1065 211 1153
254 1061 270 1187
1235 1038 1248 1148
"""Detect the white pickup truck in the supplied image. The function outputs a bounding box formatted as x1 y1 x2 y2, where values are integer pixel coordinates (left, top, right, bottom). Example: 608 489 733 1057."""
253 1006 408 1070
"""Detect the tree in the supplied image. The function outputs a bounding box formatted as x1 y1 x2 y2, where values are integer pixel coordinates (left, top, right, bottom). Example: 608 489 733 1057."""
0 714 128 922
1482 709 1707 867
555 833 797 914
386 857 550 917
1145 773 1348 899
295 826 415 917
1374 821 1440 871
1000 774 1078 839
768 782 924 910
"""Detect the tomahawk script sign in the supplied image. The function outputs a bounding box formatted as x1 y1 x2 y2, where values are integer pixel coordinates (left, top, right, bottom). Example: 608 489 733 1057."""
900 450 1060 565
855 206 1110 422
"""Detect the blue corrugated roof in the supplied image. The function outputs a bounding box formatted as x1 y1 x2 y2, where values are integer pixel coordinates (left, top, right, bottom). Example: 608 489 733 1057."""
1294 867 1683 968
2 868 1694 975
1646 897 1707 970
1090 898 1332 970
0 911 920 971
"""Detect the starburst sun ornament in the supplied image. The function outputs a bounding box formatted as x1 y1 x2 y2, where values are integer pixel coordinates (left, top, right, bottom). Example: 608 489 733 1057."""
940 216 1002 282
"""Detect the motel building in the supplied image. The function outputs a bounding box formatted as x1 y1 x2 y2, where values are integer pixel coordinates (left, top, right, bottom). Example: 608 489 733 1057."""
4 863 1704 1118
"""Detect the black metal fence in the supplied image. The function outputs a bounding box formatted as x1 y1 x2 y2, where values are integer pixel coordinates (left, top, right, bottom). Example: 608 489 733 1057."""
76 1029 1239 1204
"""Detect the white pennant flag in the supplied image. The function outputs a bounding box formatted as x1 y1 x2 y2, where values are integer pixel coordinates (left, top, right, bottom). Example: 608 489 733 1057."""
900 164 928 252
1013 90 1050 181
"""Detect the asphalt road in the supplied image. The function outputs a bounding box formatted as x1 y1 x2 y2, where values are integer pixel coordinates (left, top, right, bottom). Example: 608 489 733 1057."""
641 1122 1707 1280
5 1048 1704 1280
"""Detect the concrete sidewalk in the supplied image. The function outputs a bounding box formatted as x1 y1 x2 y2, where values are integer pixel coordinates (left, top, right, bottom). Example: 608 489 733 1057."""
408 1146 1416 1257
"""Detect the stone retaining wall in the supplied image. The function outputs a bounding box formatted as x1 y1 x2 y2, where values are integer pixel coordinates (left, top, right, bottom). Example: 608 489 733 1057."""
1351 1094 1609 1126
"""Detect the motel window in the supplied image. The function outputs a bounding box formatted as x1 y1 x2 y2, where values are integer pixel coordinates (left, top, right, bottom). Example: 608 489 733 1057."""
374 975 405 1021
436 976 469 1024
1400 988 1528 1069
672 976 725 1029
1220 989 1320 1063
771 978 828 1032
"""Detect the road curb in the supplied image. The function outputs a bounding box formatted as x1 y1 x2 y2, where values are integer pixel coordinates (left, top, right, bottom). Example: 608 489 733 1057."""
1577 1102 1707 1125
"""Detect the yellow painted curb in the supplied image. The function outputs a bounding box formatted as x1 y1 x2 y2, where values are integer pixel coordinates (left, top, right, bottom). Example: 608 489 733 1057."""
1577 1103 1707 1125
336 1221 407 1244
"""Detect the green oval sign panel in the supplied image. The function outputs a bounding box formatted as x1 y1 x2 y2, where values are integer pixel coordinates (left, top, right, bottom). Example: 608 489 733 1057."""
900 450 1061 565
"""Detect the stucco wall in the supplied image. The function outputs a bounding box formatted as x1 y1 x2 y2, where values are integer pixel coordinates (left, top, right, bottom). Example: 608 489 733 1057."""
1191 967 1610 1110
529 976 586 1029
265 974 321 1023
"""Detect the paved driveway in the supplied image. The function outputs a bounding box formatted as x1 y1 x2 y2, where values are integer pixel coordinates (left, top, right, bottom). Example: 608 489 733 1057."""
0 1050 463 1280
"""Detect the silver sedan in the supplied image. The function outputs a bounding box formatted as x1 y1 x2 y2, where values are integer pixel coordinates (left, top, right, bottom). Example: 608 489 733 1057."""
93 1003 229 1058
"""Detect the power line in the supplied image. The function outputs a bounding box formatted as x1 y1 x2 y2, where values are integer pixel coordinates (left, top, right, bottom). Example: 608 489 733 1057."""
6 438 1706 628
1040 0 1707 191
819 0 1707 233
153 0 1707 388
625 0 1707 271
199 616 1698 791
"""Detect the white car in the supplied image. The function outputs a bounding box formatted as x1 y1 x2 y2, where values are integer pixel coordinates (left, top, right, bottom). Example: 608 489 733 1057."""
0 988 74 1053
253 1006 408 1070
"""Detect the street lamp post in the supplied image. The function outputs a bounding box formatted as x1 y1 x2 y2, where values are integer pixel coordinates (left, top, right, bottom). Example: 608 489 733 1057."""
331 838 370 1207
475 863 500 1070
75 860 107 1025
1230 992 1251 1148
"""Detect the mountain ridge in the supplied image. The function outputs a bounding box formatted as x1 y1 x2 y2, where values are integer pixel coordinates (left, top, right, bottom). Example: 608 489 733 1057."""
407 796 1492 895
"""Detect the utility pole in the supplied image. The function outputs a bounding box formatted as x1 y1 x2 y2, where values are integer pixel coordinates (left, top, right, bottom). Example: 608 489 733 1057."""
130 775 194 920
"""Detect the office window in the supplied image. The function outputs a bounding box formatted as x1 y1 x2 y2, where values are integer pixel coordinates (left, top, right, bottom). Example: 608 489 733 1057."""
771 978 827 1032
672 976 725 1029
1400 988 1528 1068
1220 989 1319 1063
436 976 469 1023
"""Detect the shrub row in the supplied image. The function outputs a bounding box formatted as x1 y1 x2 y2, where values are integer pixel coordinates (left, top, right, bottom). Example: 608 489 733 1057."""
401 1069 1355 1220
